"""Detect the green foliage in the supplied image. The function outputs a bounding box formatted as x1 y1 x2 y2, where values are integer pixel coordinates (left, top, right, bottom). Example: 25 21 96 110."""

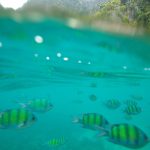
95 0 150 31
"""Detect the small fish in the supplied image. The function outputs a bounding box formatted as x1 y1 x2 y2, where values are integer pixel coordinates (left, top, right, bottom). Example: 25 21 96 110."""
104 99 121 109
123 104 142 115
73 113 109 130
0 108 37 129
18 98 53 113
89 94 97 101
47 136 66 147
42 136 68 149
103 123 149 149
87 72 105 78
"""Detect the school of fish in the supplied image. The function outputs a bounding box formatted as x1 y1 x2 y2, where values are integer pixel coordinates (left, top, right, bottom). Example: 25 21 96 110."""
0 94 149 149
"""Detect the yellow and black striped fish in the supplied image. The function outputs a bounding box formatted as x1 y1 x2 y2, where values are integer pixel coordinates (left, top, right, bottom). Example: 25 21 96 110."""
104 99 121 109
123 104 142 115
73 113 109 130
108 123 149 149
47 136 66 147
18 98 53 113
86 72 105 78
0 108 37 129
27 99 53 113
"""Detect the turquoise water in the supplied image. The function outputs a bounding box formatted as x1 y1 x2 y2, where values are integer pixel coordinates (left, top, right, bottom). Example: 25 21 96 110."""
0 18 150 150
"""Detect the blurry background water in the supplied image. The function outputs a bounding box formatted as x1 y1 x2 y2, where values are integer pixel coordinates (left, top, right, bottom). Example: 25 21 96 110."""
0 0 150 150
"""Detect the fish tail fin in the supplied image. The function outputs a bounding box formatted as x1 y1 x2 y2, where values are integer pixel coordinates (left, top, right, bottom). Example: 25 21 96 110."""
94 125 108 131
18 103 26 108
72 116 80 123
95 124 110 134
20 103 27 109
96 131 108 137
12 100 26 108
38 139 50 148
94 128 109 138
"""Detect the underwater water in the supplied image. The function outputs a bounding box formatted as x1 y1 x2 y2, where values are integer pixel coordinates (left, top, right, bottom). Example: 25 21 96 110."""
0 18 150 150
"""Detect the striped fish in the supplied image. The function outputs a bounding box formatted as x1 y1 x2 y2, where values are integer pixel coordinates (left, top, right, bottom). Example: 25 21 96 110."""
20 98 53 113
108 123 149 149
73 113 109 130
104 99 121 109
0 108 37 129
87 72 105 78
47 136 66 147
123 104 142 115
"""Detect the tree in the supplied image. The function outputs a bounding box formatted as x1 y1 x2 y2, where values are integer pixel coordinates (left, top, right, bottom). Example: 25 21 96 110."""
95 0 150 31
